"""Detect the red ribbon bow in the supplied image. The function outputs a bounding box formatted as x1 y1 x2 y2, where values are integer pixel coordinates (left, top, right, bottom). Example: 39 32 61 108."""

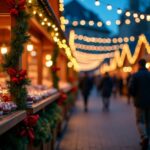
6 0 26 16
7 68 27 84
20 114 39 143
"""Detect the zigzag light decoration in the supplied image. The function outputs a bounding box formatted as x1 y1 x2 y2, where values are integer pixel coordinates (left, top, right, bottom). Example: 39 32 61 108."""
100 34 150 73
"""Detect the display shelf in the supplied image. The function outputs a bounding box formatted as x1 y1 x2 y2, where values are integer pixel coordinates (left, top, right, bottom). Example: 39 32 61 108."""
0 111 26 135
27 92 60 114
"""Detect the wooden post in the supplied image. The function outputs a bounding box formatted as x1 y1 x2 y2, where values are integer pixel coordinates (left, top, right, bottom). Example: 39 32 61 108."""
37 43 43 85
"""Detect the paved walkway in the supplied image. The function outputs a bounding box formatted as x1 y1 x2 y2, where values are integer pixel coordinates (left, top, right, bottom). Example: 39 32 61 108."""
59 88 140 150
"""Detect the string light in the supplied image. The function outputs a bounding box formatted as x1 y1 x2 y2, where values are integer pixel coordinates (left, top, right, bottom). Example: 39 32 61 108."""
125 19 131 25
74 33 136 44
27 43 33 52
116 20 121 25
106 20 111 26
45 60 53 67
95 0 100 6
133 13 138 18
1 44 8 55
100 34 150 73
140 14 145 20
117 8 122 14
107 4 112 10
125 11 131 17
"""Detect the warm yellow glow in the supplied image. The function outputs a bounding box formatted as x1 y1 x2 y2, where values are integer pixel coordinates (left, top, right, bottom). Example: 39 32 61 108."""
97 22 102 27
89 21 94 26
133 13 138 18
1 44 7 55
125 11 131 17
130 36 135 42
27 43 33 52
46 60 53 67
100 34 150 73
39 13 43 17
31 51 37 57
146 15 150 21
116 20 121 25
33 10 36 15
68 62 73 68
28 0 32 3
80 20 86 25
123 66 132 72
140 14 145 20
45 54 51 60
41 21 45 25
135 18 140 23
125 19 131 25
124 37 129 42
47 22 51 26
44 18 47 21
146 62 150 69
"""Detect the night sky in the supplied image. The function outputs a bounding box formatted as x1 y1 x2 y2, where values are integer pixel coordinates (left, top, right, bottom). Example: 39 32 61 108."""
64 0 129 35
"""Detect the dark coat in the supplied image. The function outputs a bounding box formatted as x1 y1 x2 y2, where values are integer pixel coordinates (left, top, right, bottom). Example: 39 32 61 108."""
79 76 91 97
99 76 113 98
129 68 150 108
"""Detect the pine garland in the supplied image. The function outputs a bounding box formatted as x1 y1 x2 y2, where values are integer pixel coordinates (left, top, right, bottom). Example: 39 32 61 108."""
3 1 30 109
51 45 60 89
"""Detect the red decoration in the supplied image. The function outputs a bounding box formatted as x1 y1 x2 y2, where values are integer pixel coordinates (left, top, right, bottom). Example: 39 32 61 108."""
6 0 26 16
20 114 39 143
51 66 60 72
71 86 78 93
2 95 12 102
7 68 27 84
57 91 67 105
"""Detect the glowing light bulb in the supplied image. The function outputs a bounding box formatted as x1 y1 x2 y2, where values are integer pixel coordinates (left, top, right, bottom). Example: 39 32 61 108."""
125 11 131 17
1 44 7 55
107 4 112 10
117 8 122 14
46 60 53 67
116 20 121 25
106 20 111 26
95 0 100 6
27 43 33 52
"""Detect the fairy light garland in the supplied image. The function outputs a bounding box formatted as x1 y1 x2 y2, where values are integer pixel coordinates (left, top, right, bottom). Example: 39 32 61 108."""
27 0 78 71
74 33 136 44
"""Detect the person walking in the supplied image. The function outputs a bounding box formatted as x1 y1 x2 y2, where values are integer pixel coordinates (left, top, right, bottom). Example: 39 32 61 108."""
99 72 113 111
129 59 150 150
79 72 92 112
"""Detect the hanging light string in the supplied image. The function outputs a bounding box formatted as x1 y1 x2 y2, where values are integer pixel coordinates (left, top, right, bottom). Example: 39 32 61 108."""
27 0 78 71
59 0 150 29
64 16 150 28
75 43 124 51
94 0 150 17
74 33 136 44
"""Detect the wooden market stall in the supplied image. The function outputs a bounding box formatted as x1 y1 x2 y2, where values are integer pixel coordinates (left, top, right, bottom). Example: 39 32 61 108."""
0 0 78 150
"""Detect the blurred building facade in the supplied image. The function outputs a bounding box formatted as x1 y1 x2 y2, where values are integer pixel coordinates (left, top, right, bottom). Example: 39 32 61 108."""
119 0 150 37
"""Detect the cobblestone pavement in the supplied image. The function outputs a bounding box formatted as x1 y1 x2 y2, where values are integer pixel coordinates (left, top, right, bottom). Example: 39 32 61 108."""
59 89 141 150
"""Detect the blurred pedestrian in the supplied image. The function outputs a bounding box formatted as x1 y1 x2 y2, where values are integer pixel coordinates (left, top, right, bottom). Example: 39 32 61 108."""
112 75 118 98
79 72 92 112
129 59 150 150
126 73 132 104
118 77 123 96
99 72 113 111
